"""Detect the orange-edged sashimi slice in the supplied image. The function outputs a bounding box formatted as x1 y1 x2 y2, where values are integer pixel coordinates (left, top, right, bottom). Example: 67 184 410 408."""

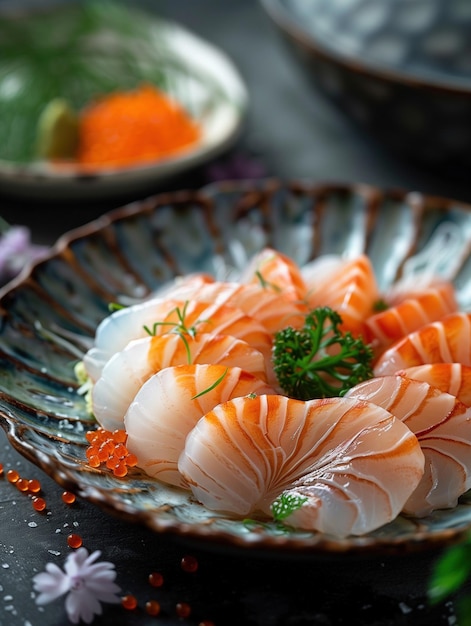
374 312 471 376
179 394 424 537
346 374 471 517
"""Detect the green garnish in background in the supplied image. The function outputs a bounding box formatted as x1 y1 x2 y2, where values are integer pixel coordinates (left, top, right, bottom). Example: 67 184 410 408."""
0 0 224 163
429 533 471 625
36 98 79 159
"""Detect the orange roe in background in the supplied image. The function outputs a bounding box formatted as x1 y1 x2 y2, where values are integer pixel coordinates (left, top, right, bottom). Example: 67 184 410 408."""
77 83 201 168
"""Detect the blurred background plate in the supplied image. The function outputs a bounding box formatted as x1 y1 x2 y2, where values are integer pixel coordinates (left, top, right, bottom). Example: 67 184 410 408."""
260 0 471 178
0 2 248 200
1 179 471 557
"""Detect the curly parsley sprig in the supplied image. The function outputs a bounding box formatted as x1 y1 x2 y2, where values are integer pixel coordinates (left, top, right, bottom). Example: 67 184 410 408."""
272 306 374 400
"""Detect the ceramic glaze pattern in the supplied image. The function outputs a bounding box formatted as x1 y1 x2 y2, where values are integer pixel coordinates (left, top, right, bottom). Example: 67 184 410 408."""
1 180 471 556
283 0 471 82
261 0 471 174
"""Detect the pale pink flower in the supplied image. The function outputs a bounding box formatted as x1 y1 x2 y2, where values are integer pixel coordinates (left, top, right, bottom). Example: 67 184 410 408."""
0 224 49 284
33 548 121 624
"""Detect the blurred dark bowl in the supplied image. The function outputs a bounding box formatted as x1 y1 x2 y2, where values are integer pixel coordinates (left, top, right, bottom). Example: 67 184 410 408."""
261 0 471 177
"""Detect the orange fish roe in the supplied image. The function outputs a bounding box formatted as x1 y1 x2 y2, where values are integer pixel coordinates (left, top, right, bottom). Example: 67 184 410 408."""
145 600 161 617
0 462 3 476
77 84 201 168
62 491 76 505
121 594 138 611
176 602 192 618
6 469 19 483
181 554 198 573
67 533 83 549
15 478 29 492
32 496 47 512
28 478 41 494
85 428 137 477
148 571 164 588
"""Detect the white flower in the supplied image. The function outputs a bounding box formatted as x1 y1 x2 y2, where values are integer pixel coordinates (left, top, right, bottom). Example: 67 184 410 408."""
33 548 121 624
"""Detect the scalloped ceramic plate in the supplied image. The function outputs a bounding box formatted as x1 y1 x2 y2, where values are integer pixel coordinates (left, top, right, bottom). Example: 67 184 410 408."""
1 180 471 557
0 6 247 200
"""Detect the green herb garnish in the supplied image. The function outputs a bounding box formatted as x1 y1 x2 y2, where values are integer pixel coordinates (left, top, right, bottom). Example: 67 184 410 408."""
242 493 308 534
108 302 127 312
272 306 374 400
143 302 209 364
255 270 282 293
191 368 228 400
271 493 308 522
372 298 389 312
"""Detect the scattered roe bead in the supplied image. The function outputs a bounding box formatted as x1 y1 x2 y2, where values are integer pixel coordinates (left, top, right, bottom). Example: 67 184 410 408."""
67 534 83 549
28 479 41 493
7 469 19 483
176 602 192 618
0 462 3 476
145 600 161 616
62 491 76 505
148 572 164 588
32 497 46 512
16 478 29 492
181 555 198 573
121 594 138 611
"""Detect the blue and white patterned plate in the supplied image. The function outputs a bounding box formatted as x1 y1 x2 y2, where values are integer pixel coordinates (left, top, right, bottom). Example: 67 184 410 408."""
1 180 471 556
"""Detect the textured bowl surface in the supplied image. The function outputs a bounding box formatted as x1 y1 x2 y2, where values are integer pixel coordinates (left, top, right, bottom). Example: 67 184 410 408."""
1 179 471 557
261 0 471 173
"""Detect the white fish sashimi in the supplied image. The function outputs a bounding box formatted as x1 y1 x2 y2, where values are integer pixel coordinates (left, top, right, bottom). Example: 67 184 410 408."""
346 374 471 516
91 332 269 432
124 364 275 488
83 297 274 381
179 394 424 537
83 297 185 381
398 363 471 408
154 279 307 334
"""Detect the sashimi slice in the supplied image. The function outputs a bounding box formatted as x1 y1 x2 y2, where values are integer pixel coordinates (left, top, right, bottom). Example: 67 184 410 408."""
151 279 307 334
304 254 380 337
179 394 424 537
124 364 275 488
346 374 471 516
365 282 458 357
373 312 471 376
84 297 274 380
239 247 307 302
92 333 269 431
399 363 471 407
